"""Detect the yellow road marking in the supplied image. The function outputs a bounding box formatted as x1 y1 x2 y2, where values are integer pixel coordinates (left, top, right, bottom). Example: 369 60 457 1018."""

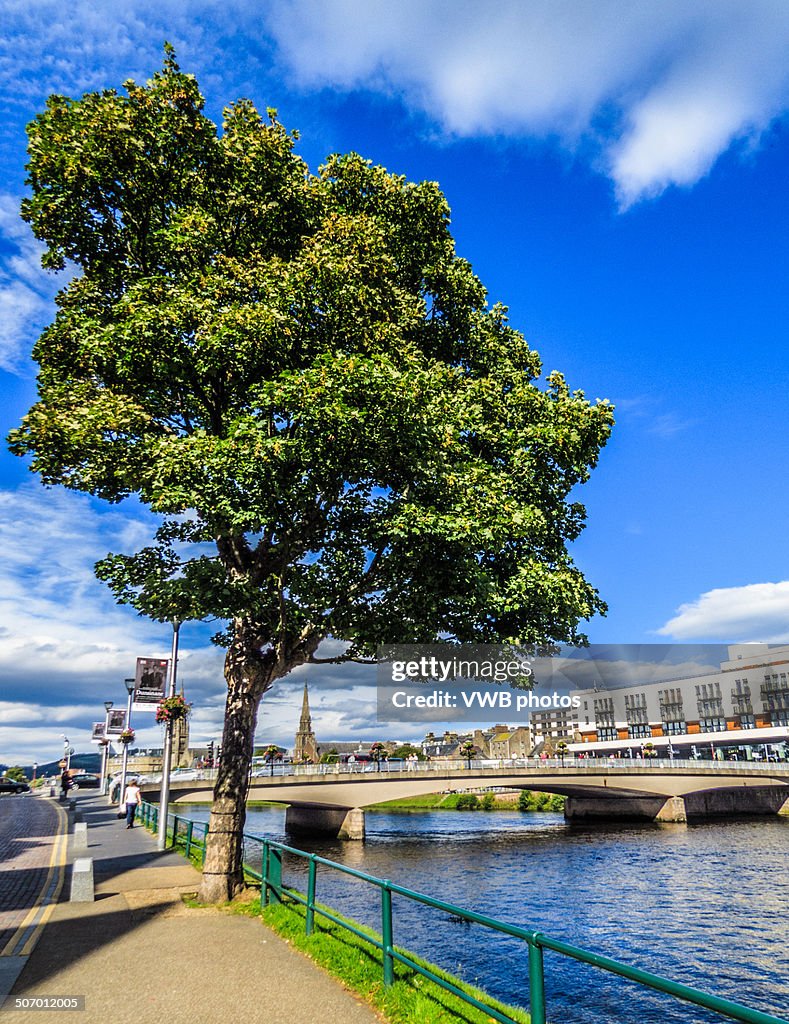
1 801 68 957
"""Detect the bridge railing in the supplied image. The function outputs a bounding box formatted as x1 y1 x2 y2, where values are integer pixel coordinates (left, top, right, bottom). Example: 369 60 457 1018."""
140 757 789 787
139 800 787 1024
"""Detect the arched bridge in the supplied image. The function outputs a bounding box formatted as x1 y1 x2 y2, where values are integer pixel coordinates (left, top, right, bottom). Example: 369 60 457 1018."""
140 760 789 839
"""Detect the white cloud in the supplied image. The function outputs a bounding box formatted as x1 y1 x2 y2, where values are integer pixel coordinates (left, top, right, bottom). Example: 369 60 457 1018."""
658 582 789 642
0 1 783 241
0 483 408 764
0 194 60 373
0 483 226 763
265 0 789 205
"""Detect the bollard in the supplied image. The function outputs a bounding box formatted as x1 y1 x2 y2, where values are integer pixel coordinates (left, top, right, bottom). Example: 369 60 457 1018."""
70 858 94 902
73 821 88 852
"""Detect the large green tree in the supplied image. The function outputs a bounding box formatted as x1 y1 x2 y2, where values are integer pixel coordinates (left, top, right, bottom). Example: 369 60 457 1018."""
10 51 613 902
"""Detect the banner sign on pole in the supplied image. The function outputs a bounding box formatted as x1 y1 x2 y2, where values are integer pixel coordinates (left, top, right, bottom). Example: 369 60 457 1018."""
133 657 169 712
106 709 127 734
91 722 106 743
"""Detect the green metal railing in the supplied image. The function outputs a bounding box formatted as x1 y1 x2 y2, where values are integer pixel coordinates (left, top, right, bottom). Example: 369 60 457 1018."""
141 802 788 1024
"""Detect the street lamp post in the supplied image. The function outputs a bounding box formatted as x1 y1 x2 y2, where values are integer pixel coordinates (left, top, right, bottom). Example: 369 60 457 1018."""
100 701 113 795
157 621 181 851
117 679 135 810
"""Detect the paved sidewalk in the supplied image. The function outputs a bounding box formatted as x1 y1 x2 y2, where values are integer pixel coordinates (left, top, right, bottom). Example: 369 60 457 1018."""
7 794 381 1024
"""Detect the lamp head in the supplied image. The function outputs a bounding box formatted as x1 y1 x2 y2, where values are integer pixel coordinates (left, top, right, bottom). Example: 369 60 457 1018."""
104 700 114 713
124 678 135 694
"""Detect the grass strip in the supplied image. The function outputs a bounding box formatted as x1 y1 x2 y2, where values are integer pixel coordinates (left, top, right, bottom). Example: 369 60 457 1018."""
368 792 565 812
230 891 532 1024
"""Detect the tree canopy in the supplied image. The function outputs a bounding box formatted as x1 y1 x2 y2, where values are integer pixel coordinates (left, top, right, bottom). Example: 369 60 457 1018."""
10 50 613 899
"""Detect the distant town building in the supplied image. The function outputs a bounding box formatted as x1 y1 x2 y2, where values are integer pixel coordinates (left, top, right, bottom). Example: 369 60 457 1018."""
530 708 580 744
471 724 535 758
487 725 534 759
172 685 191 768
293 683 320 763
420 730 469 759
571 644 789 758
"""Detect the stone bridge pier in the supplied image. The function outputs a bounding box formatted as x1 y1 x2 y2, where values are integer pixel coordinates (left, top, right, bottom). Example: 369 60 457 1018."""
285 803 366 840
564 786 789 823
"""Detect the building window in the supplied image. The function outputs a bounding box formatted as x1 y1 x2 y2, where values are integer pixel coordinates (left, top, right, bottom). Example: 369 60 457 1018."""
761 673 789 711
597 727 618 741
625 692 648 726
593 697 615 728
731 675 752 715
699 717 727 732
629 724 651 739
659 688 685 734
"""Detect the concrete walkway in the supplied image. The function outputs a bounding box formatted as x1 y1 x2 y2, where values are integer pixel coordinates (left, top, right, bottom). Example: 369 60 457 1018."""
8 793 380 1024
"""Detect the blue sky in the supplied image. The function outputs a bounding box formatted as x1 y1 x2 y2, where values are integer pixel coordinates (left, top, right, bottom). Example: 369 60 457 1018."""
0 1 788 765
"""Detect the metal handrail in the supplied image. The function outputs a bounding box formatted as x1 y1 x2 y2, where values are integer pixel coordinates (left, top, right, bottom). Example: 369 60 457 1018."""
140 801 788 1024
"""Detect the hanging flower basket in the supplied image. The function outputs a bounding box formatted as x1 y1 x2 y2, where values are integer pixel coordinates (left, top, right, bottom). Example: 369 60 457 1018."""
119 728 136 745
156 694 192 724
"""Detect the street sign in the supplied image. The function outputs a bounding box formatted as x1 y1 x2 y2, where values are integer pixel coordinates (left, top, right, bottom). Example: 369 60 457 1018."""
133 657 169 712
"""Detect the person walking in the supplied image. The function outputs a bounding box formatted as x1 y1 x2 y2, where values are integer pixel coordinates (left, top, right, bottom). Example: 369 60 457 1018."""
122 778 142 829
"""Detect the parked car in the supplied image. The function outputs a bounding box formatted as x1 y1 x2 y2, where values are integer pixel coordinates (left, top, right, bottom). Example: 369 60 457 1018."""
69 772 100 789
0 775 31 794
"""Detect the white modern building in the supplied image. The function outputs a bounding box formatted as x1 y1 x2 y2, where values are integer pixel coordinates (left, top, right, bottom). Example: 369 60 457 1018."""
569 644 789 759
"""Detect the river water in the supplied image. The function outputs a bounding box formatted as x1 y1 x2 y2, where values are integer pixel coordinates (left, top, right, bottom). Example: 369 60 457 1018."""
181 804 789 1024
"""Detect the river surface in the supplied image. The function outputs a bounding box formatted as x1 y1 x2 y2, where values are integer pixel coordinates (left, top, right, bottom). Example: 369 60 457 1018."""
180 805 789 1024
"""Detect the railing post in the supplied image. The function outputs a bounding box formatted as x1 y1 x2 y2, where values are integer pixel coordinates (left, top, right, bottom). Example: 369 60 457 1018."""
306 856 317 935
528 938 546 1024
185 820 193 860
381 881 394 986
261 840 269 907
267 844 282 904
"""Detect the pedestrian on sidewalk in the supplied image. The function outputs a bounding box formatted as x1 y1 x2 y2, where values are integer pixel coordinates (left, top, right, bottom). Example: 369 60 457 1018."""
123 778 142 828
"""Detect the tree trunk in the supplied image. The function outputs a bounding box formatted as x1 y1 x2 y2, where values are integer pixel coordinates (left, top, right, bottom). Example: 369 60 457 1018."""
197 617 321 904
198 633 266 903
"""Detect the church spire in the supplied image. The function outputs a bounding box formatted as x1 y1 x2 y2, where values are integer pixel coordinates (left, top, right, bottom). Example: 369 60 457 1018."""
294 683 319 763
299 682 311 727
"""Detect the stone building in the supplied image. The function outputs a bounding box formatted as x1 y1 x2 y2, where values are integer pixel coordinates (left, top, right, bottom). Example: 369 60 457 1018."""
172 686 191 768
473 724 535 758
